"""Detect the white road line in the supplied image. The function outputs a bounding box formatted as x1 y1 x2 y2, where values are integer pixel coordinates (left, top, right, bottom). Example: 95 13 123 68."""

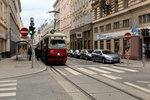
55 69 66 76
0 92 16 97
101 74 122 80
0 80 17 83
89 67 111 74
124 82 150 93
77 68 97 75
137 80 150 84
100 67 125 73
0 83 17 87
65 68 82 75
0 87 16 91
111 66 139 72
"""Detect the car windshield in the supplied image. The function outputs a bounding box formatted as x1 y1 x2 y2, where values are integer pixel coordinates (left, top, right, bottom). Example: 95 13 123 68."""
102 50 115 54
50 40 66 48
87 50 93 53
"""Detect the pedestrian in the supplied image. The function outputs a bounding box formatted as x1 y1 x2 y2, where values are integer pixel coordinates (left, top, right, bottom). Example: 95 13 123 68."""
28 46 32 61
35 47 41 60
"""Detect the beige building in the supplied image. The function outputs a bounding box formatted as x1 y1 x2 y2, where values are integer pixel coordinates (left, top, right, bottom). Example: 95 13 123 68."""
0 0 8 58
0 0 22 59
59 0 71 48
70 0 93 50
92 0 150 59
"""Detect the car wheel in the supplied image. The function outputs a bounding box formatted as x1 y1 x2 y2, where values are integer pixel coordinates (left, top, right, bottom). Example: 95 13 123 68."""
80 56 82 59
85 56 88 60
102 58 106 64
92 57 95 62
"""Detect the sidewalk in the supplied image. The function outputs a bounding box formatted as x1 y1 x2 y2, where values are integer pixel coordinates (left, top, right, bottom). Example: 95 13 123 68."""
115 58 150 68
0 56 46 79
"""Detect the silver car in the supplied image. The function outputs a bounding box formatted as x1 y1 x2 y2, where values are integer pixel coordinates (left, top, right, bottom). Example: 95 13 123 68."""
92 49 120 63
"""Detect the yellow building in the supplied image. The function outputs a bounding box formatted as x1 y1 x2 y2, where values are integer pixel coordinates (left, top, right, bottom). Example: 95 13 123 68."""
92 0 150 59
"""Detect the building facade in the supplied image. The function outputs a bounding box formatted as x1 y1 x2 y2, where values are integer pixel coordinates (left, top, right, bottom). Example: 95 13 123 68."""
70 0 93 50
92 0 150 59
8 0 22 57
59 0 71 48
0 0 8 58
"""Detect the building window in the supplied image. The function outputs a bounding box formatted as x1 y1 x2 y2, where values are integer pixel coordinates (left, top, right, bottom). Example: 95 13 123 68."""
139 13 150 24
123 19 130 27
114 0 119 12
94 40 98 49
106 24 111 31
94 27 98 33
88 40 90 49
94 8 97 20
124 0 128 9
100 40 104 49
107 40 111 50
114 22 120 29
100 26 104 32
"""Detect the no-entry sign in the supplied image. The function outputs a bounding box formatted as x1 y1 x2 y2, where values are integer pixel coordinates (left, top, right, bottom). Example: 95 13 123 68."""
125 33 131 40
20 28 28 36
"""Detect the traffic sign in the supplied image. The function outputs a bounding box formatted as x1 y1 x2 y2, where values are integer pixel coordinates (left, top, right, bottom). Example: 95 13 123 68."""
20 28 28 36
125 33 131 40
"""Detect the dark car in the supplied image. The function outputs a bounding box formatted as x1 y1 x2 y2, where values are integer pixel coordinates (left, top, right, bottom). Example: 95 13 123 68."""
74 50 81 58
67 49 74 57
92 49 120 63
80 49 93 60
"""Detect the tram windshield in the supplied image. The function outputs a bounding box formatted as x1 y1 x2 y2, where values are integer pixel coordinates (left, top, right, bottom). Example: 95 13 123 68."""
50 40 66 48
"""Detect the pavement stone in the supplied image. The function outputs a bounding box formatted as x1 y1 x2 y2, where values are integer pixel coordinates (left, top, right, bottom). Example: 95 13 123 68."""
0 56 46 79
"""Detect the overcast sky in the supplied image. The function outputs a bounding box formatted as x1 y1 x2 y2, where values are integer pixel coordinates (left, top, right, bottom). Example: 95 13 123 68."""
20 0 56 28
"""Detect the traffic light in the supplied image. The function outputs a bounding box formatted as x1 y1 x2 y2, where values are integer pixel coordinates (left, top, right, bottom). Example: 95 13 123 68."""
29 26 35 35
141 28 150 36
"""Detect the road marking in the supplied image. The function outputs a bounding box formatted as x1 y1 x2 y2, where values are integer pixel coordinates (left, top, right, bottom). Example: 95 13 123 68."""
111 66 139 72
0 93 16 97
0 87 16 91
137 80 150 84
65 68 82 75
0 83 17 87
55 69 66 76
124 82 150 93
101 74 122 80
100 67 125 73
89 67 111 74
0 80 17 83
77 68 97 75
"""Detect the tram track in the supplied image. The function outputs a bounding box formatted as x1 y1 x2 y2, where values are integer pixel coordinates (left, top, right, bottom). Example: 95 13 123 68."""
49 65 96 100
45 64 145 100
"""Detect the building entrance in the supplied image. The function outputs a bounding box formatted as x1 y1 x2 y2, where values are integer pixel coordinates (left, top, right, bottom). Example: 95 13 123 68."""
144 37 150 59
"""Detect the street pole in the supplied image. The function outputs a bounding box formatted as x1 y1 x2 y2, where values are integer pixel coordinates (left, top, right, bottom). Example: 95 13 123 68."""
31 35 34 68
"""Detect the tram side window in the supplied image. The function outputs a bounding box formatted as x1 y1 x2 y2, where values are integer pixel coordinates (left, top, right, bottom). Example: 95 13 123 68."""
50 40 66 48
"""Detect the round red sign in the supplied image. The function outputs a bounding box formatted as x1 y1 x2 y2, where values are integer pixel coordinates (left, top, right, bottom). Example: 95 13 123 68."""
20 28 28 36
125 33 131 40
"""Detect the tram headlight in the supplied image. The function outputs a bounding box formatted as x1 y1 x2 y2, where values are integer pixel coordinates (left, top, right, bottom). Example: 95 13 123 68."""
57 53 60 56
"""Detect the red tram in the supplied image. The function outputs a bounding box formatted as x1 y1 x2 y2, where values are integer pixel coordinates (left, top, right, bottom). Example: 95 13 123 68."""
39 32 67 64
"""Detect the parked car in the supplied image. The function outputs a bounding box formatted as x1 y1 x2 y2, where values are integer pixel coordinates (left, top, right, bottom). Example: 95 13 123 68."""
74 50 81 58
67 49 74 57
92 49 120 63
80 49 93 60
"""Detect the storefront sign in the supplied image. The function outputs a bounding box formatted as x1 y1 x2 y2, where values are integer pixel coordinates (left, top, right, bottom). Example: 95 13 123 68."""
97 34 112 39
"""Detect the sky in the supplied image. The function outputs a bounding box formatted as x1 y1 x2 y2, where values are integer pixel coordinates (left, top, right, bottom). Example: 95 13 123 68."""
20 0 56 28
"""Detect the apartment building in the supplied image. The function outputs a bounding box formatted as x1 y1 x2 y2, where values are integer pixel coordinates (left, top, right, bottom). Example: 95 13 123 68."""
70 0 93 50
92 0 150 59
0 0 8 58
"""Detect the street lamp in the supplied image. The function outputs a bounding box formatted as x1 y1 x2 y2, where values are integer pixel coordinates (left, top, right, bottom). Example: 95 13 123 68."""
48 10 59 34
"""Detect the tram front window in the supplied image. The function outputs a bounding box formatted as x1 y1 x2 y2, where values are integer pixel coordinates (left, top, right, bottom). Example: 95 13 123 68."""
50 40 66 48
